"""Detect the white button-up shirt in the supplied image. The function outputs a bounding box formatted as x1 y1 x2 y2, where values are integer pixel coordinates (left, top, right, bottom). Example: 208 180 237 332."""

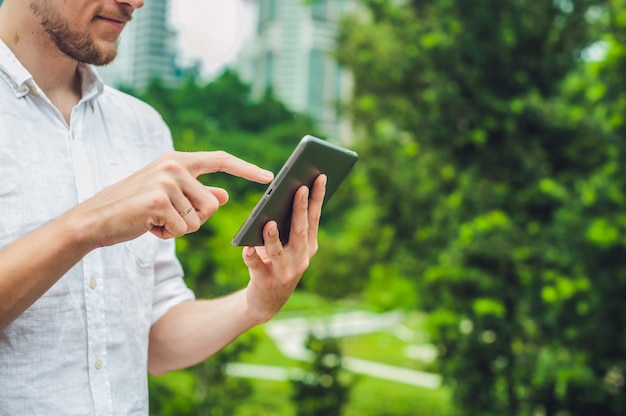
0 40 195 415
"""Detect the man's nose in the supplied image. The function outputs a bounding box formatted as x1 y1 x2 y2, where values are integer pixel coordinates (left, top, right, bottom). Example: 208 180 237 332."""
118 0 145 11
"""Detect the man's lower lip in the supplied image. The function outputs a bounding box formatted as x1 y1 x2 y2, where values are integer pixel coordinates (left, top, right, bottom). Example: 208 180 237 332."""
97 17 126 30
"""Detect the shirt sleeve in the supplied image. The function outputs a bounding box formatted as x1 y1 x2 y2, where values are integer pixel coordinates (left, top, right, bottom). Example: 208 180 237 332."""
150 238 195 325
148 110 196 325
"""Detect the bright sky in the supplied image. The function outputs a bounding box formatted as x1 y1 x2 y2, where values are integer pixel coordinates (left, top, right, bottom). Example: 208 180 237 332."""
170 0 255 76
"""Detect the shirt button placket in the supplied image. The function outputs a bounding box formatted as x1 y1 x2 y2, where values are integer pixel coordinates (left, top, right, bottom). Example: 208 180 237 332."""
71 110 113 415
84 253 113 415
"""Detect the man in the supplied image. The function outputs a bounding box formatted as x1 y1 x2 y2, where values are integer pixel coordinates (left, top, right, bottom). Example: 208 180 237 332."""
0 0 327 414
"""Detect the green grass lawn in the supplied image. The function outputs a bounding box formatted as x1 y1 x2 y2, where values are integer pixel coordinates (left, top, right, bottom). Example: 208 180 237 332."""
344 377 454 416
234 380 295 416
233 376 454 416
242 326 295 367
232 293 454 416
341 331 432 371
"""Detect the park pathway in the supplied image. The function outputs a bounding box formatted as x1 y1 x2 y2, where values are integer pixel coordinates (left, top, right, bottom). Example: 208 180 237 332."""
225 311 442 389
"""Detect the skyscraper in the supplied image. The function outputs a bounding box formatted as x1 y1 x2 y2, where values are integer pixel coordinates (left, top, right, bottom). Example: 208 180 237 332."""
236 0 356 142
98 0 179 89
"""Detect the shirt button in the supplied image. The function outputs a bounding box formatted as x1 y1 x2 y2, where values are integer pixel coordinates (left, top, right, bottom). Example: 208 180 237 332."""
95 359 103 369
89 279 97 289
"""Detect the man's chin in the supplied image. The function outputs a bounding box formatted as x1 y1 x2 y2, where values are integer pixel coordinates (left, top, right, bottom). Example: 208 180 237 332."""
99 44 120 66
81 38 119 66
81 48 117 66
92 54 117 67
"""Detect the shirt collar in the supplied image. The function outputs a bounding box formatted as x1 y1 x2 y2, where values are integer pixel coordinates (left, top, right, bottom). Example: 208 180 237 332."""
0 38 104 101
0 38 33 98
78 62 105 102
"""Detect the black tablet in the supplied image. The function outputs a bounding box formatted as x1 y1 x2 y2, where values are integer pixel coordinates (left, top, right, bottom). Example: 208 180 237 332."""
232 135 358 246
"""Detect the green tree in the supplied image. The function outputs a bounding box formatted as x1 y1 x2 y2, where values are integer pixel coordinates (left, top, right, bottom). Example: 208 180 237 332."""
338 0 626 414
291 334 354 416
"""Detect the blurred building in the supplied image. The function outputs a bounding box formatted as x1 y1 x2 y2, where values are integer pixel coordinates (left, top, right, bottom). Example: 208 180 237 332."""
98 0 180 89
236 0 358 142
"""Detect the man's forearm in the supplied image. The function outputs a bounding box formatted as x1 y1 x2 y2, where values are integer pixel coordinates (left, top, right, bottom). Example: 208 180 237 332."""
0 213 95 330
147 289 262 376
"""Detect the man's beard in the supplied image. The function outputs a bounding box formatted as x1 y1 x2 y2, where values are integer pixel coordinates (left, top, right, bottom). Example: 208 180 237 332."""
30 1 120 66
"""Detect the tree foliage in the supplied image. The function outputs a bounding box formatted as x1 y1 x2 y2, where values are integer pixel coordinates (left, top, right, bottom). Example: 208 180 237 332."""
337 0 626 414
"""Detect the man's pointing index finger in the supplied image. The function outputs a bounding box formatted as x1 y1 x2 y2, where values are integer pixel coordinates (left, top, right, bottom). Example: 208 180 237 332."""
184 151 274 183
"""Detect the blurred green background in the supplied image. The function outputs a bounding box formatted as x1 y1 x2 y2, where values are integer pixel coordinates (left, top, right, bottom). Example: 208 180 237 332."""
125 0 626 414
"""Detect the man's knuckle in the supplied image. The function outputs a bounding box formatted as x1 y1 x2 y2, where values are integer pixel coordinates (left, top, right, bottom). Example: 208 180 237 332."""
211 151 236 171
198 199 219 217
188 220 201 233
270 248 284 258
213 150 229 159
161 160 184 175
298 258 310 272
310 211 321 222
148 193 169 210
156 175 178 192
154 152 183 173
